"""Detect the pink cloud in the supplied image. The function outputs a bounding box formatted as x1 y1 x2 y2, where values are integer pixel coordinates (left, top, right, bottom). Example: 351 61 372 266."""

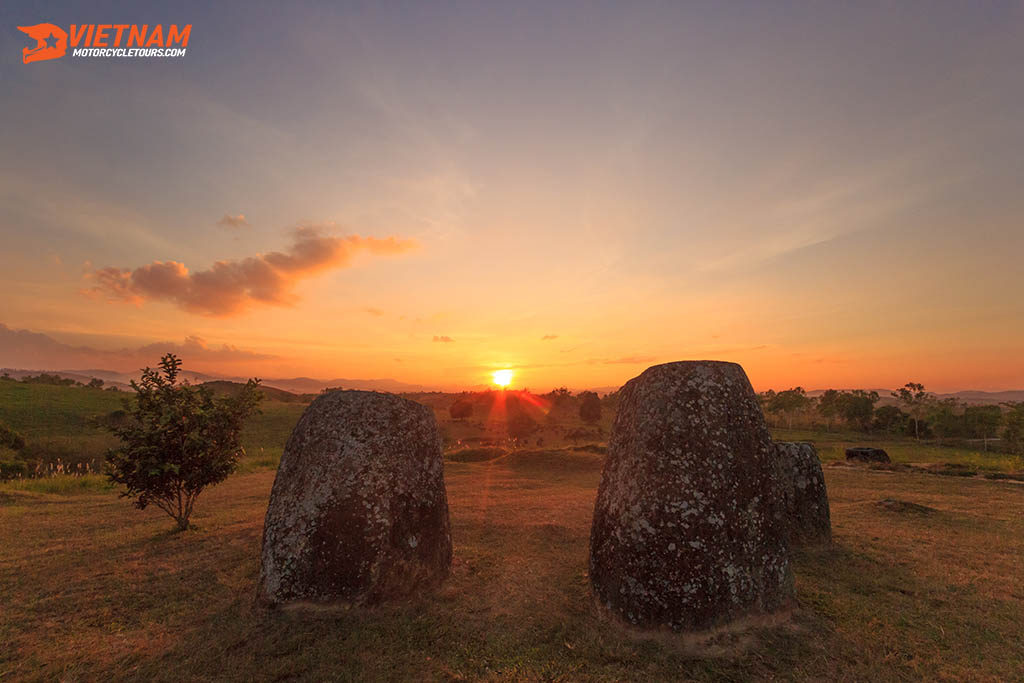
217 213 250 228
84 225 417 316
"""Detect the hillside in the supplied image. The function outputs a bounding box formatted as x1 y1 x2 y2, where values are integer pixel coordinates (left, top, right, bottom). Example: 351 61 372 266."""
199 381 314 404
0 379 307 470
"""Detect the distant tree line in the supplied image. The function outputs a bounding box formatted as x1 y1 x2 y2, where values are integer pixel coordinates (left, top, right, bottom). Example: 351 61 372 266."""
1 372 114 390
445 386 614 444
759 382 1024 454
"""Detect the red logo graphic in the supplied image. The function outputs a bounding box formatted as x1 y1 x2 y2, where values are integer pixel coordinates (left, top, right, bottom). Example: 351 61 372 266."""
18 23 68 63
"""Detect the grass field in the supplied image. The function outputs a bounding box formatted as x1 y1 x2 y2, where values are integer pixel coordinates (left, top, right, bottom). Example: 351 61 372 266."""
2 451 1022 681
3 382 1023 679
0 380 306 473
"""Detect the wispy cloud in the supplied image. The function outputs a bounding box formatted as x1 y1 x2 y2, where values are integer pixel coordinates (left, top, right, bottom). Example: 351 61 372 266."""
84 225 418 316
217 213 251 228
433 335 454 343
541 334 558 341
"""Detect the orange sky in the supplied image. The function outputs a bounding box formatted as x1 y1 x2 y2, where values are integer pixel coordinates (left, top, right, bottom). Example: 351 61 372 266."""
2 3 1023 392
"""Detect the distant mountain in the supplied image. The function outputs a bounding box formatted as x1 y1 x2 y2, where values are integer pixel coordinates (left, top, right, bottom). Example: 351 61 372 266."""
1 367 426 395
5 366 1023 403
942 390 1024 405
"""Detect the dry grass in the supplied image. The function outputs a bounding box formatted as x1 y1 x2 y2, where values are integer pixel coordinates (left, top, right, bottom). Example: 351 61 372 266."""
2 455 1023 681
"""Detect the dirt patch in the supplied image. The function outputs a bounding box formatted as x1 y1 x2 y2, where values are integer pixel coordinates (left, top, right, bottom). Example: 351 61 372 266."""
983 472 1024 483
925 463 978 477
875 498 937 514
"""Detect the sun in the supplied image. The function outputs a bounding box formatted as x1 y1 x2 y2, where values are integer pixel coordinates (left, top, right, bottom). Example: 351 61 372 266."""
492 369 514 388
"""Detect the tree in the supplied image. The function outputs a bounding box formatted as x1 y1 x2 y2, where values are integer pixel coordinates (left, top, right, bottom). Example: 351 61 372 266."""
449 398 473 420
892 382 932 440
836 390 879 432
1003 403 1024 455
962 405 1002 451
578 391 602 424
543 387 572 406
817 389 842 432
87 377 105 389
103 354 262 531
872 405 908 435
927 398 962 444
766 387 811 429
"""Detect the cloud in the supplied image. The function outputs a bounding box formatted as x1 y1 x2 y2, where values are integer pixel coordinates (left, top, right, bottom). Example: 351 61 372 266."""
217 213 250 228
541 334 558 341
84 225 418 316
0 323 275 372
433 335 454 343
361 307 384 316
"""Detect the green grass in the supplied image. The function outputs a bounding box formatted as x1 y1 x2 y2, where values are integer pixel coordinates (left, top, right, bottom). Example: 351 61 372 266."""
772 428 1024 473
239 402 306 456
0 474 114 495
235 447 284 474
0 379 307 473
0 381 126 438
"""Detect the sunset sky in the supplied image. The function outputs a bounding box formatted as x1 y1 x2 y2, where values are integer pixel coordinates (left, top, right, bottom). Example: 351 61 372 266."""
2 2 1022 392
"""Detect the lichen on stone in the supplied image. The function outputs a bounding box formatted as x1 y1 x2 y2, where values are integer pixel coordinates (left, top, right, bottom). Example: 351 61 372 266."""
589 360 795 631
257 390 452 606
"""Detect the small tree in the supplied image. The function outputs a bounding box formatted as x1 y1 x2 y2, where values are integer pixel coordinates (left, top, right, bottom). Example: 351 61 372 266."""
545 387 572 406
872 405 908 435
927 398 962 445
962 405 1002 451
836 390 879 432
104 354 262 531
87 377 105 389
578 391 602 425
1002 403 1024 455
892 382 932 440
507 410 537 442
767 387 811 429
817 389 842 432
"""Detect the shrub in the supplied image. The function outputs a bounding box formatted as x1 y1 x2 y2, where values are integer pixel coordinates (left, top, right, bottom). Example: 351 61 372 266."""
1004 403 1024 455
507 411 538 441
0 454 28 480
103 354 262 531
0 420 26 451
872 405 908 435
578 391 602 424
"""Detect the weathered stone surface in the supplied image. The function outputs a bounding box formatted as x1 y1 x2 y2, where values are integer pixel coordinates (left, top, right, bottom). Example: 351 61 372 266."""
589 361 794 631
845 447 891 464
774 442 831 546
257 390 452 606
